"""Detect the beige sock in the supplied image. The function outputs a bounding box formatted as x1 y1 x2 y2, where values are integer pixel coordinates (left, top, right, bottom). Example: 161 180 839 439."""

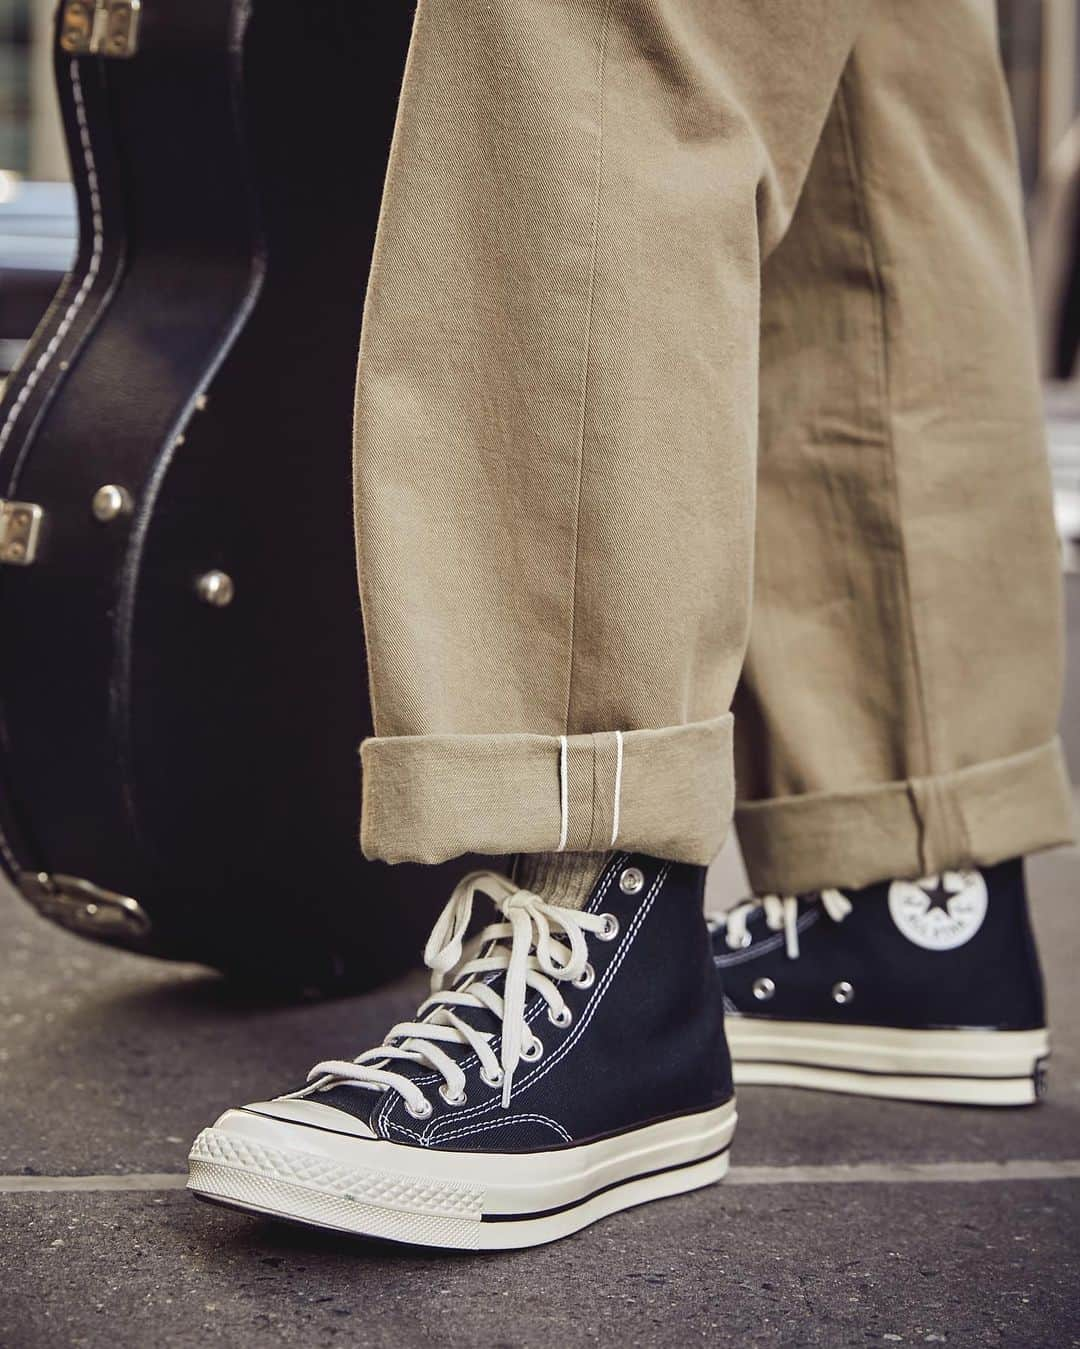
514 852 610 910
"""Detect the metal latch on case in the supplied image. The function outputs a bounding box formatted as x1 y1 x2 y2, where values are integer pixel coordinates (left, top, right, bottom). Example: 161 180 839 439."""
18 871 152 944
59 0 142 59
0 499 44 565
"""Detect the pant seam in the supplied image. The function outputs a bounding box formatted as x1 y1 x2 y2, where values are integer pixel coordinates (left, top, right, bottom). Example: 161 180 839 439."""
352 2 424 740
903 779 926 874
835 72 937 808
562 0 614 739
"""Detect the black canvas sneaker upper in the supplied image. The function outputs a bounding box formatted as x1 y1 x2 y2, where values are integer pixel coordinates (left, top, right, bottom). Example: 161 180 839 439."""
189 854 736 1248
709 858 1045 1032
282 853 732 1152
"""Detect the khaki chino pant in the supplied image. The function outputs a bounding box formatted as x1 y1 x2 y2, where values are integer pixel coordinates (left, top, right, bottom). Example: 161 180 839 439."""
353 0 1074 893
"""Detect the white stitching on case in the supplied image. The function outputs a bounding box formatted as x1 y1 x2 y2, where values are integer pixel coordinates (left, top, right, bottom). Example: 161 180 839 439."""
0 61 105 457
0 59 105 877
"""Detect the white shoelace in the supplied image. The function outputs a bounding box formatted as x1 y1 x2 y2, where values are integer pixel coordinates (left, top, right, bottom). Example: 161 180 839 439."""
303 870 616 1118
713 888 852 960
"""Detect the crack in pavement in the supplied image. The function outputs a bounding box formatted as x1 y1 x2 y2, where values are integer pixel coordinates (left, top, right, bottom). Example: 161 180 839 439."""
3 1158 1079 1194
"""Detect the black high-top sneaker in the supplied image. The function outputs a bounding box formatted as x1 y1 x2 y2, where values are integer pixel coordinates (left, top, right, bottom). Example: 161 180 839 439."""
188 855 735 1250
708 859 1048 1106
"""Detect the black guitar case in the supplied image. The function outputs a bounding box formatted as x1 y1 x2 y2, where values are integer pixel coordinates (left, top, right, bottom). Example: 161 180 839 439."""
0 0 466 990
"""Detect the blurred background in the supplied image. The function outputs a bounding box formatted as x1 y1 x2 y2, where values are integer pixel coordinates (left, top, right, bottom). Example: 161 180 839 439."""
2 0 1080 571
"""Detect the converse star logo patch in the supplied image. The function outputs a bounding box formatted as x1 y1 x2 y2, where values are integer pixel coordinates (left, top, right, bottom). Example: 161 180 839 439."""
887 871 988 951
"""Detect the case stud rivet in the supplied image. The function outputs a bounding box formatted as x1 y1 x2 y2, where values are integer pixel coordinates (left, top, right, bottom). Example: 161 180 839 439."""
196 570 235 607
92 485 132 523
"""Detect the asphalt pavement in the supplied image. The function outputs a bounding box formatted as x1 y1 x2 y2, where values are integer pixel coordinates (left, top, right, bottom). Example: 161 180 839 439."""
1 580 1078 1349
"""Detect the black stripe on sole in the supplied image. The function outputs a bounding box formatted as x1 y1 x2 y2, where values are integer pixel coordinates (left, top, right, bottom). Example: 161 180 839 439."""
734 1059 1039 1082
480 1142 731 1223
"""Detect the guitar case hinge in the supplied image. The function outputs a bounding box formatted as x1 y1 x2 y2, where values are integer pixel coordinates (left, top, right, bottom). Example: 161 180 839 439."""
59 0 142 59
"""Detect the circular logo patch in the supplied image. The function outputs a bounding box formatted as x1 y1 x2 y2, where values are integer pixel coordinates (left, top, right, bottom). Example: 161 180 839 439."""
887 871 988 951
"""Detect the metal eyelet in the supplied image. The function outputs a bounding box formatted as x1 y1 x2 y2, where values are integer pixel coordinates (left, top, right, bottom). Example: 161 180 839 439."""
520 1035 544 1062
438 1084 467 1107
832 981 855 1005
597 913 619 941
548 1005 572 1028
573 962 595 990
480 1066 504 1089
752 977 776 1001
619 867 645 895
405 1097 434 1120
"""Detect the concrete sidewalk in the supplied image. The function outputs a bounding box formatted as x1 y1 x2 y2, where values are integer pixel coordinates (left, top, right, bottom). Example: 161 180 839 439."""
1 584 1078 1348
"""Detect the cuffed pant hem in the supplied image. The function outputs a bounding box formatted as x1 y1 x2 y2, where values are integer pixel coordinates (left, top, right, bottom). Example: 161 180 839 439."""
360 715 734 866
735 738 1076 896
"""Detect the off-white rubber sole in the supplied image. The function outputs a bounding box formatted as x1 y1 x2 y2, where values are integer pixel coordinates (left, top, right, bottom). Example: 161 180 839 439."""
727 1018 1049 1106
187 1099 736 1250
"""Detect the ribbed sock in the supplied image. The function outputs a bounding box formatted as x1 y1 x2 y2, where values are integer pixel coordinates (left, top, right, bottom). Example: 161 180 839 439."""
514 852 610 910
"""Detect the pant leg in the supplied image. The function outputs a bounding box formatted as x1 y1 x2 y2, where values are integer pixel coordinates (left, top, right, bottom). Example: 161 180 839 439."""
734 0 1075 896
354 0 868 865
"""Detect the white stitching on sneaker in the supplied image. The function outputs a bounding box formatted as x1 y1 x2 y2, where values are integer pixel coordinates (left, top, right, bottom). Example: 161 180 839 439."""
711 911 820 967
425 863 669 1141
374 856 627 1139
421 857 644 1139
501 865 668 1098
306 871 615 1120
370 858 628 1139
710 889 851 963
418 1113 573 1148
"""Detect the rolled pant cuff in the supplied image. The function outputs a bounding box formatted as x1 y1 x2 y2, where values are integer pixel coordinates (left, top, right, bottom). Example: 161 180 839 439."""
360 715 734 866
735 737 1076 896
